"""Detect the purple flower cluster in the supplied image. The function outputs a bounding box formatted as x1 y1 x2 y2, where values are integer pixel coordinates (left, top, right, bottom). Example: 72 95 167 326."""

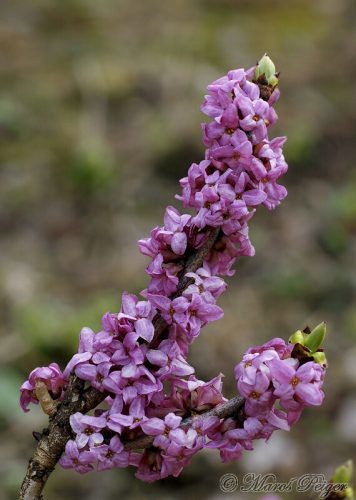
57 335 325 480
58 373 226 481
210 337 325 463
20 363 66 412
20 60 315 483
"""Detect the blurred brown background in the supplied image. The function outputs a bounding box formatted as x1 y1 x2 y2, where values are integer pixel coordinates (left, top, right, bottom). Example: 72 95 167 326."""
0 0 355 499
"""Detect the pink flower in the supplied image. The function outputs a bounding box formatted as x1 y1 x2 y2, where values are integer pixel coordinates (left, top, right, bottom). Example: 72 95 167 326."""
185 293 224 336
70 413 106 449
103 364 161 404
107 395 149 433
209 129 253 169
63 352 93 379
164 206 191 255
59 440 96 474
237 95 270 143
110 332 145 366
75 361 112 391
145 254 179 296
269 359 325 406
20 363 67 412
96 435 129 471
148 294 189 325
146 339 195 378
160 441 198 478
141 412 188 451
134 448 162 483
184 265 226 303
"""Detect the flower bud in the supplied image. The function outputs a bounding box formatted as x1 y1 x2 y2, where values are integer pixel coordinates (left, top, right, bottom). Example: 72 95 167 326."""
304 322 326 353
344 486 355 500
289 330 305 345
345 487 354 500
312 351 327 367
254 54 278 86
331 460 353 486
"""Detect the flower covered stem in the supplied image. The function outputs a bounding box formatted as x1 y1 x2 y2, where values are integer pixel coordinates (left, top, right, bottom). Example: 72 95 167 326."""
19 56 290 496
150 227 221 346
19 227 222 498
124 395 245 451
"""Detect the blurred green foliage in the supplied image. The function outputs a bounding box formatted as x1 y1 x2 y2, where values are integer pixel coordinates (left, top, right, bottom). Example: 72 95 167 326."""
1 0 356 499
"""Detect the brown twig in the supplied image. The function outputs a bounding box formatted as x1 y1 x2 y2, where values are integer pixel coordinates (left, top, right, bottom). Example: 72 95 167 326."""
124 395 245 451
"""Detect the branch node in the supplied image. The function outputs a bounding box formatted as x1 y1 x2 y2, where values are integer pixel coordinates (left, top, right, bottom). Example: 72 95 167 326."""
32 431 42 442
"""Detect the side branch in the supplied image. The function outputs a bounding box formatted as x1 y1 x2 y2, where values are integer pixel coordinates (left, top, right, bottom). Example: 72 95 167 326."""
124 395 245 451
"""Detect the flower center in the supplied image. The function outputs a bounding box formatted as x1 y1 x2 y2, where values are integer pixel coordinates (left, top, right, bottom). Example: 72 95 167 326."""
225 127 235 135
253 114 260 122
250 391 260 399
84 427 94 435
291 376 299 388
106 450 114 459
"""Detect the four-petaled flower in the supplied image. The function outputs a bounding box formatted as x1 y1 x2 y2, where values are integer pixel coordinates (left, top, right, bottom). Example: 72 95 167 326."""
59 440 96 474
269 359 325 406
70 413 107 449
